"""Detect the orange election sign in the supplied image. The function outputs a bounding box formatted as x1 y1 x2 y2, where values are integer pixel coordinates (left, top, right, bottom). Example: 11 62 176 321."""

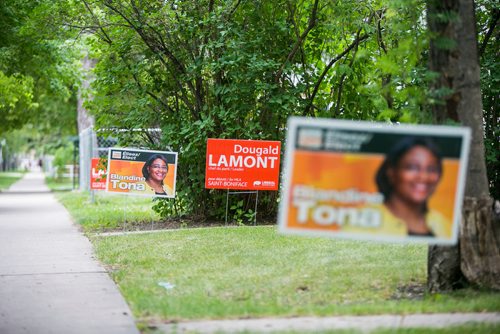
90 158 106 190
278 117 471 245
106 148 177 198
205 138 281 190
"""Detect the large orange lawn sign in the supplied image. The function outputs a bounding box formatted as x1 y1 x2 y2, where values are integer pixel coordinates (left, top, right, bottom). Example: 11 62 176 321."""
205 139 281 191
106 148 178 198
278 117 471 245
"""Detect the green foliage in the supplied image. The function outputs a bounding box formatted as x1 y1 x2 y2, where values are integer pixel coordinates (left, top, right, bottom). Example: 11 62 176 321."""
2 125 75 162
229 199 256 225
64 0 438 220
0 0 80 139
52 144 73 179
72 0 299 219
0 72 36 132
476 0 499 199
20 0 495 218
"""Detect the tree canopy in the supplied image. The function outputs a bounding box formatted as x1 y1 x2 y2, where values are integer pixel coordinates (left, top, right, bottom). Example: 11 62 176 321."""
57 0 436 218
1 0 497 218
0 0 80 140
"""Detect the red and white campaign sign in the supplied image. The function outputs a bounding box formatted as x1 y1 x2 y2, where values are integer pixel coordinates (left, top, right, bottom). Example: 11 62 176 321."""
205 139 281 190
90 158 107 190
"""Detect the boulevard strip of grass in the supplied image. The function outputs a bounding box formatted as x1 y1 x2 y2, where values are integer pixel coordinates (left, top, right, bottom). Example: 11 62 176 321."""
0 171 24 190
54 191 160 232
44 176 74 191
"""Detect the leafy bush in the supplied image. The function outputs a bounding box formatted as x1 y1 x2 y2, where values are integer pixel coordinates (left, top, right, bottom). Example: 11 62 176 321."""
52 145 73 179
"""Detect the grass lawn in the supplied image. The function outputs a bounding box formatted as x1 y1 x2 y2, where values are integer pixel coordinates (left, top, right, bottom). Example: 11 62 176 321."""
92 226 500 324
54 191 161 232
44 176 75 191
0 171 24 190
55 191 500 332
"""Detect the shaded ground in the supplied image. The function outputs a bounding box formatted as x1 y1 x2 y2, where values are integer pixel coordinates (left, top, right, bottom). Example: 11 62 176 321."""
391 282 426 300
100 216 274 233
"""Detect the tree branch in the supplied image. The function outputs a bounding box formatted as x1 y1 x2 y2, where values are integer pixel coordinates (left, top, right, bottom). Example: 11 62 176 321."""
102 1 197 117
275 0 320 82
305 33 369 115
81 0 113 44
286 1 312 99
479 8 499 57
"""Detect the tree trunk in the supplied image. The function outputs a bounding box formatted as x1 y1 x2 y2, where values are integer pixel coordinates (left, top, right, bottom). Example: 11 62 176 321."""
427 0 500 291
460 197 500 290
427 244 464 292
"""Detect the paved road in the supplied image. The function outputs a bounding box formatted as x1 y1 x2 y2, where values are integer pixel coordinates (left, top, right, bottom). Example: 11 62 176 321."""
0 172 139 334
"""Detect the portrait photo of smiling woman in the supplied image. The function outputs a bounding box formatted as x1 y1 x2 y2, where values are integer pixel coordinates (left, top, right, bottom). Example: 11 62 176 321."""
141 154 174 196
375 136 448 238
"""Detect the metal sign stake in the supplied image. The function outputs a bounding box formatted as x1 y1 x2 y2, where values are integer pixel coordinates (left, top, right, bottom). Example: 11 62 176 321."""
224 190 259 226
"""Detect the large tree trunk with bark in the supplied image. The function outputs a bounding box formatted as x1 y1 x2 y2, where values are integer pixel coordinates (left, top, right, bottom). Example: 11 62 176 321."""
426 0 500 292
460 197 500 289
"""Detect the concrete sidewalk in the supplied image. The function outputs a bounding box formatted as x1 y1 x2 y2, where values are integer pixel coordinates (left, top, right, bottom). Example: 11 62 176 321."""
156 312 500 333
0 172 139 334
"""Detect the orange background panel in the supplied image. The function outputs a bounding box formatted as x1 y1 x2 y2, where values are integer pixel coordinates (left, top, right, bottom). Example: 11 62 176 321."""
106 159 176 193
286 150 459 234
